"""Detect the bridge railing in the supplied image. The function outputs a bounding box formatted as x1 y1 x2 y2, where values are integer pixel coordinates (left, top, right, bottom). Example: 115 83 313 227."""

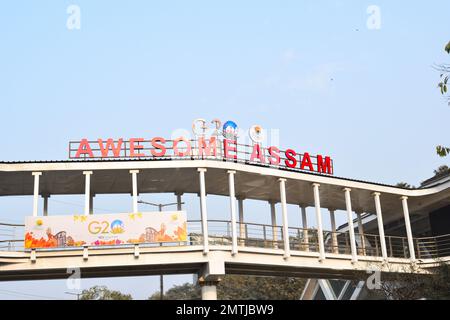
3 220 450 260
0 223 24 252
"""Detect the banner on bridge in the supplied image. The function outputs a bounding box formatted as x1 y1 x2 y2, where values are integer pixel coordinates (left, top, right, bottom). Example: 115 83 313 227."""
24 211 187 249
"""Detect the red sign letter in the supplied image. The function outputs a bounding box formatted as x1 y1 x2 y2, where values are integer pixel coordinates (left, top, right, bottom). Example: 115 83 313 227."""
224 139 237 160
98 138 123 157
250 144 265 163
300 153 314 171
317 155 333 174
130 138 145 157
268 146 281 165
173 137 192 157
198 137 217 157
284 149 298 168
151 137 167 157
75 139 94 158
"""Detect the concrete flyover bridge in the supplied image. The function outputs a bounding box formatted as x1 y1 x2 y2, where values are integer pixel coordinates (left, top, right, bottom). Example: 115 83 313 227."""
1 157 450 299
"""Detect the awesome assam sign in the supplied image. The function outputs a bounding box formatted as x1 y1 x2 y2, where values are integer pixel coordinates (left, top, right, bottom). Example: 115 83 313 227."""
69 137 334 175
25 211 187 249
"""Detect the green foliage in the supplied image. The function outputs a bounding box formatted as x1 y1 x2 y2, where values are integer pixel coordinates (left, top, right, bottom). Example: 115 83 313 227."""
395 182 415 189
435 41 450 157
433 164 450 176
149 275 306 300
422 263 450 300
79 285 133 300
149 283 201 300
372 263 450 300
436 145 450 157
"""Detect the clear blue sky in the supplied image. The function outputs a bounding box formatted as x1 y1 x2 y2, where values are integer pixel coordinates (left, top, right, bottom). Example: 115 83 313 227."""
0 0 449 299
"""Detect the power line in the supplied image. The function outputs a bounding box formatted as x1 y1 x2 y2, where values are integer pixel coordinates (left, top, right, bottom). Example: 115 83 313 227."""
0 288 64 300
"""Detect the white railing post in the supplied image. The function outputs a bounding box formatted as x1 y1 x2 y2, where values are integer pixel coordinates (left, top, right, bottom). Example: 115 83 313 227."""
228 170 238 255
129 170 139 214
343 188 358 263
312 183 325 261
32 172 42 217
401 196 416 262
279 178 290 258
198 168 209 254
373 192 388 261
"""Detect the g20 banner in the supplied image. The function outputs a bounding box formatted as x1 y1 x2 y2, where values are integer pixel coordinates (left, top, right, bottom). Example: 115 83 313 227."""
24 211 187 249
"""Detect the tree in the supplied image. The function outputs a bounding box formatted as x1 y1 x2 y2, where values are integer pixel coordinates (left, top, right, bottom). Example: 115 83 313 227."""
149 283 201 300
371 263 450 300
396 182 415 189
433 164 450 177
436 41 450 157
149 275 306 300
79 285 133 300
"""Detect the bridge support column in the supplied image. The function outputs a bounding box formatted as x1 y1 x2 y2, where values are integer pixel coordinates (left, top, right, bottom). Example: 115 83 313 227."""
227 171 238 255
238 197 245 246
279 178 290 258
329 209 338 254
301 206 309 251
43 195 50 217
32 172 42 217
312 183 325 261
373 192 388 261
198 254 224 300
401 196 416 262
198 168 209 254
270 201 278 249
200 281 218 300
130 170 139 214
343 188 358 263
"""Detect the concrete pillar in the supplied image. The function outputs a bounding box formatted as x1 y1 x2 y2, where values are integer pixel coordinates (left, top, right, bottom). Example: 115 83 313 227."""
238 197 245 246
200 282 218 300
227 171 238 255
270 201 278 249
198 168 209 254
301 205 309 251
43 195 49 217
130 170 139 214
373 192 388 261
32 172 42 217
279 178 290 258
312 183 325 261
343 188 358 263
401 196 416 262
176 193 183 211
89 194 95 215
356 212 366 255
329 209 338 254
